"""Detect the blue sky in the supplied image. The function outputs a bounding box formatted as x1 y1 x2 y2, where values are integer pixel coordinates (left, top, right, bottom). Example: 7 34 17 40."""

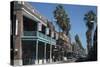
29 2 97 48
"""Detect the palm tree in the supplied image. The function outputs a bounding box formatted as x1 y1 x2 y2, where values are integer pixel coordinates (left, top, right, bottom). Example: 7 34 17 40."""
53 5 70 35
84 10 96 53
53 5 71 60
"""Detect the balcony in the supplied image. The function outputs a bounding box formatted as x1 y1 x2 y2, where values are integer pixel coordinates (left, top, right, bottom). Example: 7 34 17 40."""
22 31 56 44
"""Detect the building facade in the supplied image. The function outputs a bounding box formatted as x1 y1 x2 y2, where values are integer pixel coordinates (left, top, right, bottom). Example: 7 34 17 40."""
10 1 72 65
11 1 58 65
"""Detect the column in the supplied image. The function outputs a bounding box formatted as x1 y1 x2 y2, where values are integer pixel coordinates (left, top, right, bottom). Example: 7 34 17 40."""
35 40 38 64
44 43 46 63
50 43 52 63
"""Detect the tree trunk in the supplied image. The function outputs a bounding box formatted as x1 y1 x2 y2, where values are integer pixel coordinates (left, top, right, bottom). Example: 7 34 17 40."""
86 30 92 53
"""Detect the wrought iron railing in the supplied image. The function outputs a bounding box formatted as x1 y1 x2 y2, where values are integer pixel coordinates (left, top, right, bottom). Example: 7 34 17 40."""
23 31 56 43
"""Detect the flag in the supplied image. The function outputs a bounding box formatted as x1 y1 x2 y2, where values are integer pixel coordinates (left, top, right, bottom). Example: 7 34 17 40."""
51 31 54 37
56 33 58 40
38 23 42 31
46 28 49 35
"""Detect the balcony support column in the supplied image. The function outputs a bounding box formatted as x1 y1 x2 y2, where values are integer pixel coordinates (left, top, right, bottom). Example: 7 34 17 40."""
44 43 46 63
35 40 38 64
50 43 52 63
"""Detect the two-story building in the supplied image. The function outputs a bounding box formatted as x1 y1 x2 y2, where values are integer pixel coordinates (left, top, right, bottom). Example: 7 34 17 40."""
11 1 57 65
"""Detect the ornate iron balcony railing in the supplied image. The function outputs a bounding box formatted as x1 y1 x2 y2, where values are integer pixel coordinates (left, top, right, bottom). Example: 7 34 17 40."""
23 31 56 44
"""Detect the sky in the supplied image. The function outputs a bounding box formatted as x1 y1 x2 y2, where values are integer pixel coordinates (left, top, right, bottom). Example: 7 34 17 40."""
29 2 97 49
